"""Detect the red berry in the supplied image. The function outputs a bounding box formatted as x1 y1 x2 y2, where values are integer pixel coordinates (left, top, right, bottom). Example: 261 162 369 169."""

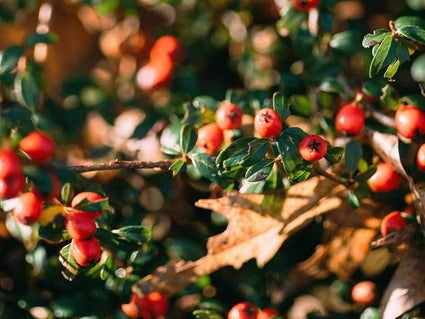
380 211 406 236
351 281 378 306
196 123 224 154
335 103 364 135
228 302 259 319
137 58 173 90
12 191 43 225
66 211 97 240
368 162 401 192
0 173 25 199
145 292 168 317
395 104 425 139
71 192 105 219
71 236 101 267
254 108 282 138
215 102 243 130
121 297 140 319
0 148 22 178
299 135 327 162
19 131 55 164
150 35 184 65
257 308 280 319
416 143 425 172
293 0 320 11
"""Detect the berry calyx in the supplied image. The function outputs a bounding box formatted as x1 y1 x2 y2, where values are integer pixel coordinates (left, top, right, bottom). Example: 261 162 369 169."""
299 135 327 162
368 162 401 192
19 131 56 164
71 236 101 267
416 143 425 172
351 281 378 306
196 123 224 154
254 108 282 138
12 191 44 225
215 102 243 130
293 0 320 11
380 211 406 237
335 103 364 135
71 191 105 219
394 104 425 139
228 302 259 319
66 211 97 240
257 308 280 319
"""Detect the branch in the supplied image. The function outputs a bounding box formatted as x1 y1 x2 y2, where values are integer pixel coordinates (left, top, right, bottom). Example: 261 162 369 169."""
68 159 176 173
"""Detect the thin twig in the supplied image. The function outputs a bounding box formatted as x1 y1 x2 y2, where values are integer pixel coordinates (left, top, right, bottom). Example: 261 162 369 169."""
68 159 176 173
313 162 347 187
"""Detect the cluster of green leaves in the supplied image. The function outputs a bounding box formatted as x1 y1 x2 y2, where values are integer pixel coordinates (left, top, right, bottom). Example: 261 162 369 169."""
363 16 425 80
160 91 344 194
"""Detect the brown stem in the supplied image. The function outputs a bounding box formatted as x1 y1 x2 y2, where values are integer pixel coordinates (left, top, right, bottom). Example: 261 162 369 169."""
313 162 347 187
68 159 176 173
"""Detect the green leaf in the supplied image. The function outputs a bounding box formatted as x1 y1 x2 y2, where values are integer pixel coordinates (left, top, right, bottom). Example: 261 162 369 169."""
289 95 313 117
380 84 400 109
192 96 218 111
355 165 377 182
283 127 308 145
192 153 234 190
398 41 411 64
369 35 398 77
59 243 81 278
272 92 290 122
23 166 53 196
354 182 372 200
216 137 256 166
347 190 360 209
100 255 118 280
96 228 147 252
73 197 109 213
0 45 23 74
362 29 390 48
14 71 39 111
245 159 274 182
24 32 58 47
319 77 345 93
277 135 306 182
193 309 224 319
398 26 425 45
394 16 425 30
113 225 151 243
38 221 69 243
169 159 187 176
362 81 384 99
325 145 344 164
61 182 72 204
384 59 400 79
329 30 362 52
401 94 425 109
180 124 197 155
345 140 362 175
411 53 425 82
241 138 268 167
160 122 184 155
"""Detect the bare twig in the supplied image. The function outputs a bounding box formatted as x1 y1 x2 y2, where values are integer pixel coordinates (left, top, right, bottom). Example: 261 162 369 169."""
68 159 176 173
313 162 347 187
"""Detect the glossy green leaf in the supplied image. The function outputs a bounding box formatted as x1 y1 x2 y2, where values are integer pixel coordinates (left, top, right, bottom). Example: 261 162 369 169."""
411 53 425 82
0 45 23 74
23 166 53 196
362 29 391 48
398 26 425 44
384 59 400 79
160 122 183 155
241 138 268 167
380 84 400 109
73 197 109 212
362 81 384 99
345 140 362 175
14 71 39 111
180 124 197 155
369 35 398 77
283 127 308 145
355 165 377 182
61 182 72 204
216 137 256 166
394 16 425 30
325 145 344 164
289 95 313 117
245 159 274 182
193 309 224 319
401 94 425 109
169 159 187 176
96 228 146 252
24 32 58 47
100 255 118 280
59 243 81 277
272 91 290 121
347 190 360 209
330 30 362 52
277 135 305 182
193 96 218 111
398 41 411 64
192 153 234 190
354 182 372 200
38 221 69 243
113 225 151 243
319 77 345 93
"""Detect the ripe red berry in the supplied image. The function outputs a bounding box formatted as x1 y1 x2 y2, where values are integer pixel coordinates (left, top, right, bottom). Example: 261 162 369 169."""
19 131 55 164
351 281 378 306
121 301 140 319
293 0 320 11
71 236 101 267
0 148 22 178
299 135 327 162
215 102 243 130
150 35 184 65
254 108 282 138
196 123 224 154
381 211 406 236
12 191 43 225
228 302 259 319
416 143 425 172
66 211 97 240
395 104 425 139
335 103 364 135
71 192 105 219
257 308 280 319
368 162 401 192
136 58 173 90
145 292 168 317
0 173 25 199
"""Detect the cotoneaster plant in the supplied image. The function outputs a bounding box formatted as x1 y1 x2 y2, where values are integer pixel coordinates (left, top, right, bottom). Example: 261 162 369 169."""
335 103 365 135
215 102 243 130
368 162 401 192
380 211 406 237
417 143 425 172
299 135 327 162
19 131 56 164
196 123 224 154
228 302 259 319
394 104 425 139
254 108 282 138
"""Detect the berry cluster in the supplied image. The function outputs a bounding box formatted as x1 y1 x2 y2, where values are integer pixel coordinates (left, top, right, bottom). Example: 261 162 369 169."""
228 302 280 319
121 292 168 319
137 35 184 90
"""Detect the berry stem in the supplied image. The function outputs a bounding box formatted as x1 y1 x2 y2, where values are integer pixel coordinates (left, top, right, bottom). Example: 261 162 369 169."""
68 159 177 173
312 162 347 187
